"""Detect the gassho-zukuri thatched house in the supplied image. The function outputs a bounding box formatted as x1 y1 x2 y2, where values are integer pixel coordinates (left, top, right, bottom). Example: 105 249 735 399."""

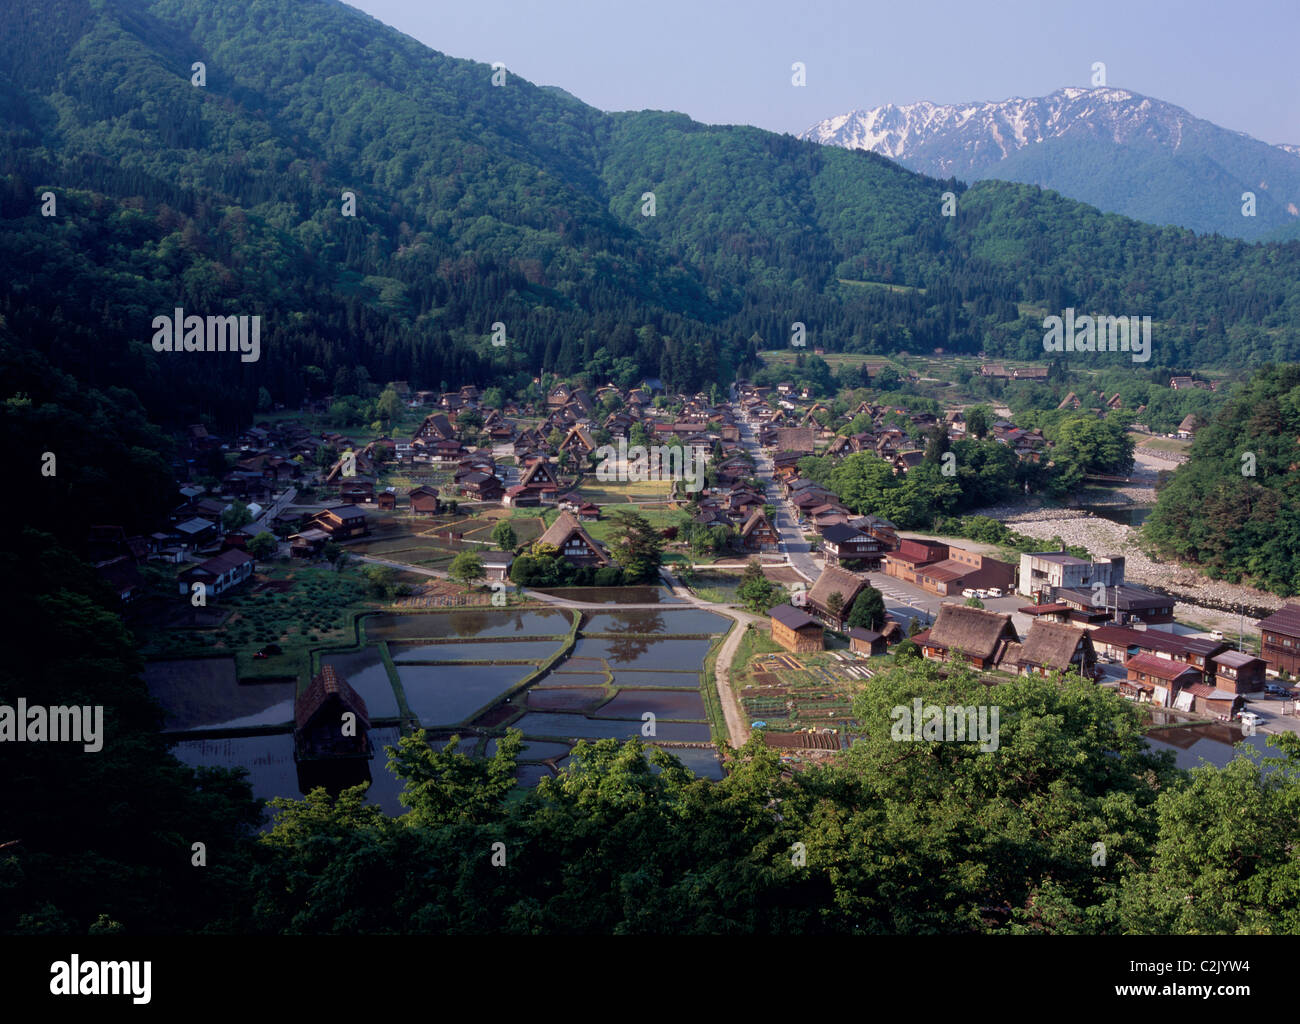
537 511 611 566
806 564 870 630
1014 620 1097 678
913 604 1020 670
294 666 374 794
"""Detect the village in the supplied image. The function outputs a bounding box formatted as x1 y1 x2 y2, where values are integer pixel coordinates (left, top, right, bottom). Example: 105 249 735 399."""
77 357 1299 803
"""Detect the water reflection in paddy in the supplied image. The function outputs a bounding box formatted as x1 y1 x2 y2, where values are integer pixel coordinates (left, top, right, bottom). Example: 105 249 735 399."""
390 639 563 662
525 686 607 711
512 712 711 742
144 658 295 732
485 737 572 761
606 670 705 689
365 608 571 640
319 649 401 718
583 608 728 635
1144 722 1276 770
397 663 534 726
572 636 714 670
595 689 707 720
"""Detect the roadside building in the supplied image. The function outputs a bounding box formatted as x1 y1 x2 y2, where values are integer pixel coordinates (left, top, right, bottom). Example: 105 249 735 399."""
1257 604 1300 676
1210 650 1267 695
178 548 255 599
820 524 885 569
1017 552 1125 599
1121 654 1201 708
1055 583 1174 624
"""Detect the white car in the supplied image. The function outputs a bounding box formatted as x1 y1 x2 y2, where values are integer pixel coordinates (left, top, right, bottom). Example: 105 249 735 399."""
962 588 976 599
974 589 989 599
986 587 1002 598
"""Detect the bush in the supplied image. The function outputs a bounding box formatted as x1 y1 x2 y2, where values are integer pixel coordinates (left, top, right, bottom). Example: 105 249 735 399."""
594 566 624 587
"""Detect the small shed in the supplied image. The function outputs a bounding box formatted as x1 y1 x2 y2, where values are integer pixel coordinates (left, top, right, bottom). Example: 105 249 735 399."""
847 626 887 656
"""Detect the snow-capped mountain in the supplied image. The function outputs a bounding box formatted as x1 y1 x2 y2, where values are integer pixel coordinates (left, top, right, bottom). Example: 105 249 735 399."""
802 88 1300 241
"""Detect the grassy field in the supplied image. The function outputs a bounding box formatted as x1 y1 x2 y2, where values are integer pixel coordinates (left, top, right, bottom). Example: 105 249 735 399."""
760 349 906 372
576 479 676 502
836 279 926 295
1133 433 1193 454
137 564 374 685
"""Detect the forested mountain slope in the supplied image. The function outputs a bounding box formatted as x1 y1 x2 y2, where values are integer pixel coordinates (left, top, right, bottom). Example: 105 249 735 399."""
1 0 1298 438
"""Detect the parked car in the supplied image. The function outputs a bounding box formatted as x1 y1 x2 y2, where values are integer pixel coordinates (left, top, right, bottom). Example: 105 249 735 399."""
1211 629 1225 640
962 588 977 598
1238 711 1262 726
986 587 1003 598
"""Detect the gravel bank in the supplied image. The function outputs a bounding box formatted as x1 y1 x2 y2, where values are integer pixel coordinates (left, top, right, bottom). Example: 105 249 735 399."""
976 505 1283 632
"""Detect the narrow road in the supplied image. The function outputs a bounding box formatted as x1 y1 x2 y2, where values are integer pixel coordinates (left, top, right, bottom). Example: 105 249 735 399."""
735 414 819 582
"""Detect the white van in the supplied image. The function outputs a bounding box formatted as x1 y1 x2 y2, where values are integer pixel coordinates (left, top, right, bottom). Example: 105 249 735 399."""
962 588 976 598
986 587 1002 598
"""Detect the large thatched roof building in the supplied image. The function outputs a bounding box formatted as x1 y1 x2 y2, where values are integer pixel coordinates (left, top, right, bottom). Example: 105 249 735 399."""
537 511 610 566
1015 621 1096 677
806 565 869 628
915 604 1020 670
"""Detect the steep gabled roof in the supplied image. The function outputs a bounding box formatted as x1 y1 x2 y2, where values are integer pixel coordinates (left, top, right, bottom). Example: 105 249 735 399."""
740 510 774 537
807 565 868 613
296 665 370 731
1017 621 1091 672
537 512 610 564
519 459 559 487
927 604 1019 661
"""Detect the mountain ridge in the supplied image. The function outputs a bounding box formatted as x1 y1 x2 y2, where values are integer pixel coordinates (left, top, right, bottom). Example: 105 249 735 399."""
1 0 1299 443
803 87 1300 240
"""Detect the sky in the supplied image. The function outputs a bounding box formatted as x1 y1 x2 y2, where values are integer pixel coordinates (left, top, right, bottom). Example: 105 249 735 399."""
350 0 1300 145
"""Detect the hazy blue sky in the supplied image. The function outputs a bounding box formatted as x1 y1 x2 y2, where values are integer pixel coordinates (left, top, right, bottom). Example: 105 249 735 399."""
351 0 1300 145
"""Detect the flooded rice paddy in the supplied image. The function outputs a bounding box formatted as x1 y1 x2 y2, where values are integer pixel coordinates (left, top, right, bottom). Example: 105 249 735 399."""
390 639 563 662
159 602 728 817
145 658 295 732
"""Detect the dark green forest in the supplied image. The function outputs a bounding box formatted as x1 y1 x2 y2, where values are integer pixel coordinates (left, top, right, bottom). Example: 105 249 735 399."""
2 0 1300 441
5 534 1299 935
1145 364 1300 596
4 0 1300 937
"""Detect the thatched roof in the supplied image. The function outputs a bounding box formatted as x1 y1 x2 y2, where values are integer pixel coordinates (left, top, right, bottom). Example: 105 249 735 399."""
740 510 773 537
926 604 1019 661
773 426 815 453
296 665 370 731
537 511 610 564
807 565 868 613
1017 621 1091 672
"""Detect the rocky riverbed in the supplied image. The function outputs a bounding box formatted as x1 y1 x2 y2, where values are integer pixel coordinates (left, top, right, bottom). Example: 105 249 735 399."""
976 505 1284 632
